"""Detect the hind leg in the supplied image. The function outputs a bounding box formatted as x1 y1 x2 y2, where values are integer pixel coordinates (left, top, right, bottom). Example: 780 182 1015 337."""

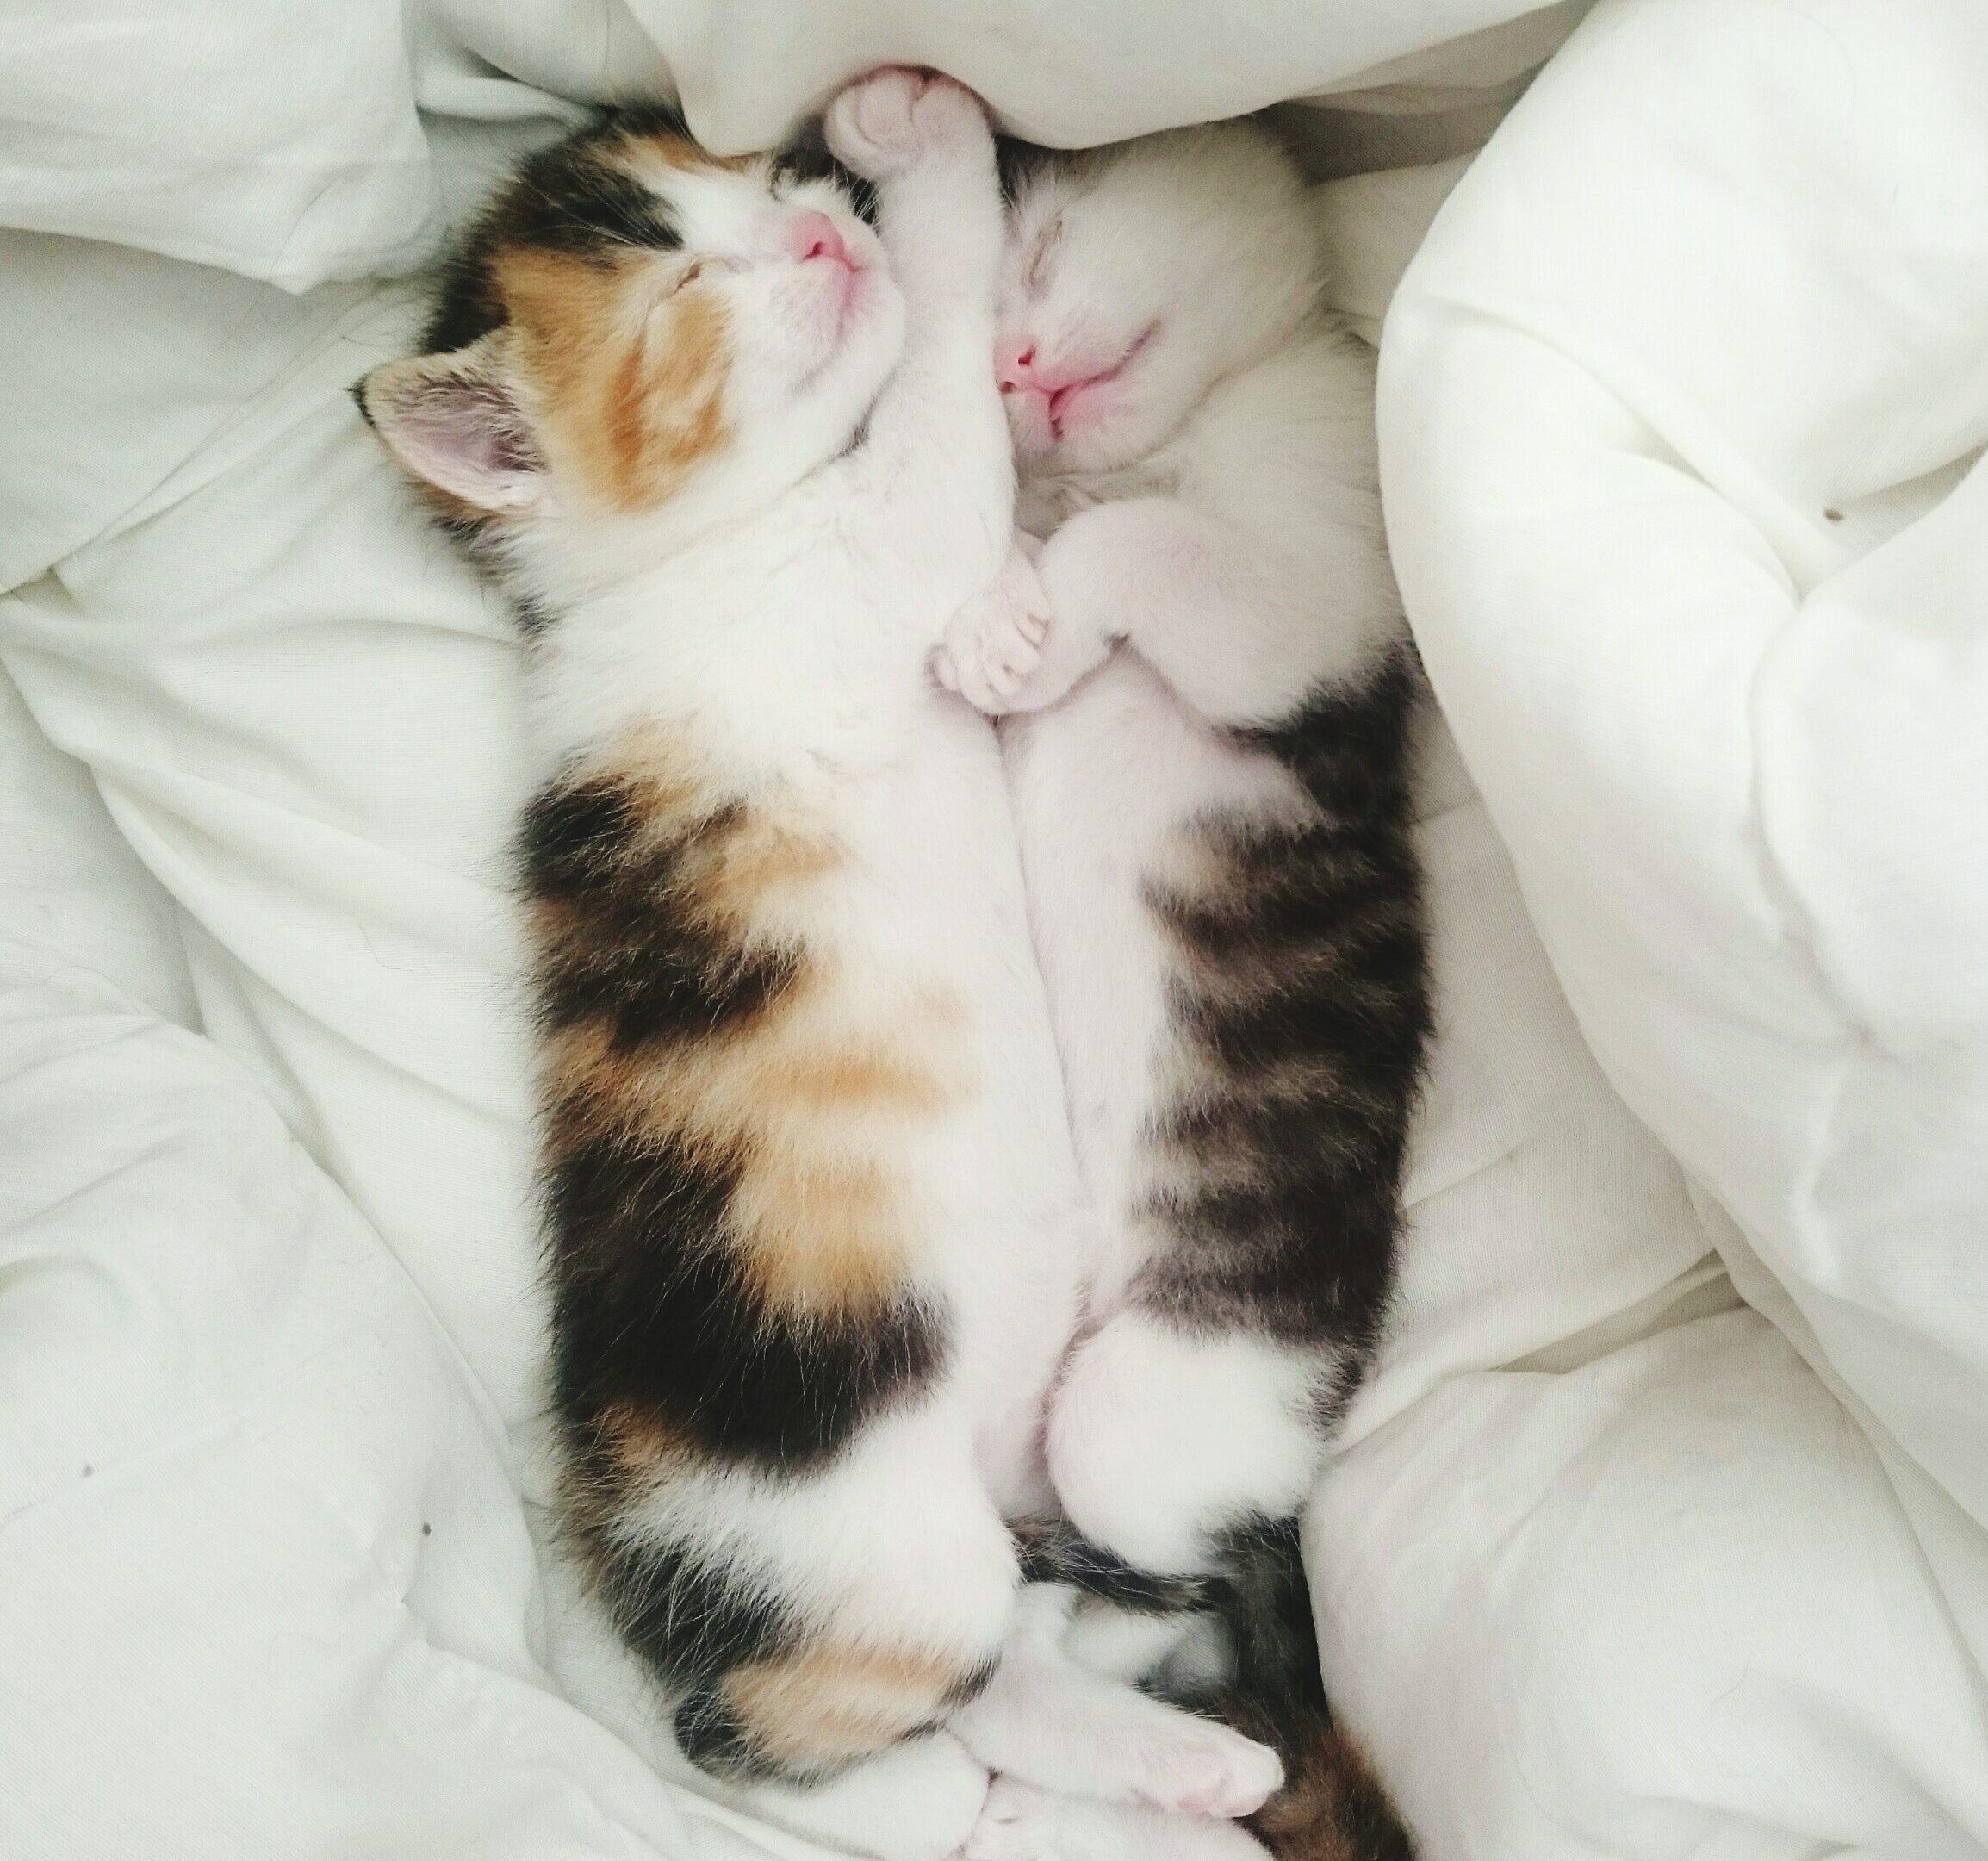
544 1517 992 1861
1046 1309 1330 1576
967 1777 1271 1861
951 1586 1281 1818
725 1731 991 1861
1041 1319 1420 1852
594 1399 1021 1784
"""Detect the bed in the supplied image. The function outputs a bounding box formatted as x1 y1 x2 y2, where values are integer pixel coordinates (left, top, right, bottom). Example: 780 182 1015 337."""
3 3 1985 1856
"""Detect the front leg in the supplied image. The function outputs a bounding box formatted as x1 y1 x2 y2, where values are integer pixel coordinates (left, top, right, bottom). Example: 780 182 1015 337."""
933 542 1052 713
993 498 1396 728
826 71 1010 533
827 70 1003 327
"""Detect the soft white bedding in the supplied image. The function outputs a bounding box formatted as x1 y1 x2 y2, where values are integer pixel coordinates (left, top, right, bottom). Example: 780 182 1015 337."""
2 3 1984 1857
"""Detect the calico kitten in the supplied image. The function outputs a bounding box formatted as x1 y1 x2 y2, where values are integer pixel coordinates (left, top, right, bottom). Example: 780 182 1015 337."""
941 122 1429 1861
356 73 1286 1861
357 70 1070 1790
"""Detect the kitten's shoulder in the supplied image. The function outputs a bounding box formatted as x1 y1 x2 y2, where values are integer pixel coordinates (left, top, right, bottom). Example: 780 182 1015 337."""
1177 322 1378 496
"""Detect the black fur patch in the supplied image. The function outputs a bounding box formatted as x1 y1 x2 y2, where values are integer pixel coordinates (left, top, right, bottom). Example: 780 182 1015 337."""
1016 1506 1414 1852
671 1685 766 1778
528 772 946 1472
994 136 1078 209
521 779 801 1048
1099 649 1426 1852
580 1534 825 1783
548 1125 945 1469
1205 1515 1325 1724
419 103 873 358
509 591 557 638
423 108 694 353
604 1535 795 1691
1013 1516 1220 1616
1143 1514 1417 1856
503 154 681 260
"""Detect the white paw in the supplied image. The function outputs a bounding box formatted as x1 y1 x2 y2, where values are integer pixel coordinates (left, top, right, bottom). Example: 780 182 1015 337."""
825 68 991 181
736 1733 988 1861
965 1778 1072 1861
934 553 1052 714
1128 1715 1283 1820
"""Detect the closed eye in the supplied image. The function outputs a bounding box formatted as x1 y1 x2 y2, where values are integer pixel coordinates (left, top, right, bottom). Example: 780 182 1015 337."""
668 255 750 296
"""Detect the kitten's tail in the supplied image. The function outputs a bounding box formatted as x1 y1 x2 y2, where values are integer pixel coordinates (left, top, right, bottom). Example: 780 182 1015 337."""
1233 1696 1415 1861
1017 1515 1414 1860
1212 1521 1412 1861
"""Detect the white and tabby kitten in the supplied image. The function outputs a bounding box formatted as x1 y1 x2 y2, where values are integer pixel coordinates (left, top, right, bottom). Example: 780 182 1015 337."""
357 72 1285 1861
941 121 1429 1861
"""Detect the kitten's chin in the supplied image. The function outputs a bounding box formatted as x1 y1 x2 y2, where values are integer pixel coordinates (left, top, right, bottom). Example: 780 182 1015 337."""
1016 425 1129 478
1009 394 1148 476
1006 401 1056 462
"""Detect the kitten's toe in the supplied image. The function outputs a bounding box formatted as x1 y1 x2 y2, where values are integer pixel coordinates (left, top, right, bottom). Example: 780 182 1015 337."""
825 68 987 177
964 1778 1066 1861
937 591 1045 715
824 68 922 175
997 620 1110 715
1132 1717 1283 1820
906 72 990 151
987 623 1044 694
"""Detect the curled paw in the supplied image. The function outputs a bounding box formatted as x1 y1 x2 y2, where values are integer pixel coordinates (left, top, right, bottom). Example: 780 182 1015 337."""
933 550 1053 715
825 67 991 179
964 1778 1071 1861
969 1777 1272 1860
1139 1716 1283 1820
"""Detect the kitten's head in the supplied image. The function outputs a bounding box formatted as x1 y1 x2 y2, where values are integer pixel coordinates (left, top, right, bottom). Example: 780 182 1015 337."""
996 122 1320 475
357 108 900 554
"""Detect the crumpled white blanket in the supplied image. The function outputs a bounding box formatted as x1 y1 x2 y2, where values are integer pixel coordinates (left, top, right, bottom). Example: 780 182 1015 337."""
1 3 1984 1857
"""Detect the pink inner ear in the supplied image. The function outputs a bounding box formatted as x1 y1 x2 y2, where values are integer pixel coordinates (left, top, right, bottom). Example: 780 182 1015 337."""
426 384 539 478
367 357 544 511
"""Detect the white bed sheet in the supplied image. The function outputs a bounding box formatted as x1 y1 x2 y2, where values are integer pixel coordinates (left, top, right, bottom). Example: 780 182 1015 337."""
3 3 1984 1857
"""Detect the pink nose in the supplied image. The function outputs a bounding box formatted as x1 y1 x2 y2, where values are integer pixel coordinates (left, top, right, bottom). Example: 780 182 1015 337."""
790 210 852 269
997 339 1041 395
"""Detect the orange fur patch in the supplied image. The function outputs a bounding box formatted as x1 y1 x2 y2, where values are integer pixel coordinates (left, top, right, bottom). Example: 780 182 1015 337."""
594 1399 692 1474
556 1397 695 1547
495 246 730 512
726 1151 909 1313
615 132 751 179
720 1640 970 1771
542 1004 958 1316
703 818 845 922
1228 1699 1413 1861
591 739 843 929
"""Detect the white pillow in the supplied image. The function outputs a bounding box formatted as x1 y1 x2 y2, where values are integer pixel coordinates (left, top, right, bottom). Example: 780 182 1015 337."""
0 0 436 288
1379 0 1988 1798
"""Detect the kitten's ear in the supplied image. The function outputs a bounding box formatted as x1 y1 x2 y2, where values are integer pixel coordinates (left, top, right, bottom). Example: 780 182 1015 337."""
357 333 544 514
